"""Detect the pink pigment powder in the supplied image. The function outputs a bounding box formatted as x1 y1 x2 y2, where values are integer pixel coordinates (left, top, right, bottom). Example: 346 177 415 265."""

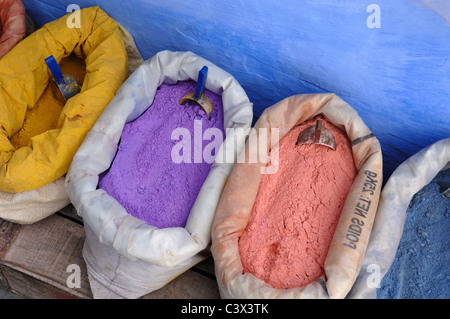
238 116 357 289
99 81 224 228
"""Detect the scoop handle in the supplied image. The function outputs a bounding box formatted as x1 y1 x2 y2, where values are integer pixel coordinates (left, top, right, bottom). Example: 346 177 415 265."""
195 66 208 100
45 55 64 85
314 120 322 142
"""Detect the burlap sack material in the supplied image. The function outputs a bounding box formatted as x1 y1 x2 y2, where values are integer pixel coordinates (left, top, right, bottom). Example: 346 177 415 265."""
211 93 383 299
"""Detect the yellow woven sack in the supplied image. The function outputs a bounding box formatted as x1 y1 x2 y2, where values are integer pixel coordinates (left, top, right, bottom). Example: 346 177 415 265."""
0 6 128 193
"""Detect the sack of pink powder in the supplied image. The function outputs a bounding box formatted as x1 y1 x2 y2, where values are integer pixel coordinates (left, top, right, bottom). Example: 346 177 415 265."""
211 93 383 299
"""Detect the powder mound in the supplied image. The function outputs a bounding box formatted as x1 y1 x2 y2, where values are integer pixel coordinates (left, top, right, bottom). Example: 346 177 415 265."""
10 53 86 149
99 81 225 229
238 116 357 290
377 168 449 299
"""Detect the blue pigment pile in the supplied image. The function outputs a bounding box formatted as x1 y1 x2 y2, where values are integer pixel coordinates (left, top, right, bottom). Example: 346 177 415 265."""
377 168 449 299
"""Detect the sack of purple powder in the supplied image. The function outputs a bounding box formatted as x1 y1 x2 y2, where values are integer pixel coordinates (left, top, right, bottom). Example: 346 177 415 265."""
65 50 253 298
348 137 449 299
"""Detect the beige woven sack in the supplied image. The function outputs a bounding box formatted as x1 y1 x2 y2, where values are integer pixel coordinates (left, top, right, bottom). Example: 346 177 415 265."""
211 93 383 299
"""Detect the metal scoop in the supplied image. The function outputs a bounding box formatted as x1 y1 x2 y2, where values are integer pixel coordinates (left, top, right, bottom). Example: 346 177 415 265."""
179 66 212 119
296 119 337 151
437 181 450 198
45 55 82 100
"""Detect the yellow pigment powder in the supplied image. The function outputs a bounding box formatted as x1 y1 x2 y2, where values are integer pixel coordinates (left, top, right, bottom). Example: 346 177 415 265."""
10 54 86 149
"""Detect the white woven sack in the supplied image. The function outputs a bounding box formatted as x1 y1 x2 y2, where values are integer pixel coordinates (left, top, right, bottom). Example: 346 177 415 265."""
0 178 70 224
348 137 449 299
65 50 253 298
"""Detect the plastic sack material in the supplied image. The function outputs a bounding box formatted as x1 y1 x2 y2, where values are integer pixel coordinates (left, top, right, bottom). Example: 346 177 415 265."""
0 0 25 59
65 50 254 298
0 11 143 225
211 93 383 299
0 6 128 194
348 137 449 299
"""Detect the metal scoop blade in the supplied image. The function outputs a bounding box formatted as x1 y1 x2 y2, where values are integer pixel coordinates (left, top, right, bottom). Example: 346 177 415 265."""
296 119 337 151
179 66 212 119
45 55 81 100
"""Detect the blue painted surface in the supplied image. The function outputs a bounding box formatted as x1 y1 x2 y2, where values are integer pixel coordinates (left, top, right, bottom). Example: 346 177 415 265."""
22 0 450 180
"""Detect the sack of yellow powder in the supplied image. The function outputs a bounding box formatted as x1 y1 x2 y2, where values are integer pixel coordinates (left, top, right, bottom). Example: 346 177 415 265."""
348 137 449 299
0 6 129 224
211 93 383 299
0 0 26 59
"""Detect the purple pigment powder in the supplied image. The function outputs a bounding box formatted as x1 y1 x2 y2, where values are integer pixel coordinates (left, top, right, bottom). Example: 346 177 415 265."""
99 81 225 228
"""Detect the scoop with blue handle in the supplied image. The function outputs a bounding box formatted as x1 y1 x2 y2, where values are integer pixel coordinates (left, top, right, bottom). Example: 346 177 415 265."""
45 55 81 100
179 65 213 119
